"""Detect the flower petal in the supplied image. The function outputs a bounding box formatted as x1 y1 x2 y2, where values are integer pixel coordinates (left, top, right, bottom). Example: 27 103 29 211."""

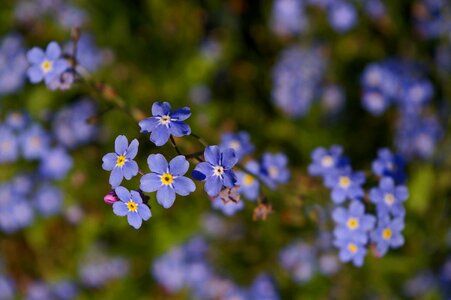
150 125 170 146
115 135 128 155
113 201 128 216
127 212 142 229
114 186 130 202
152 101 172 116
169 155 189 176
102 153 117 171
156 185 176 208
27 65 44 83
204 146 221 165
126 139 139 159
27 47 45 64
123 161 138 180
130 190 143 204
45 42 61 60
171 107 191 121
169 121 191 137
192 162 212 181
109 167 123 187
222 170 236 188
139 117 159 133
173 176 196 196
221 148 238 169
204 175 222 197
147 153 168 174
138 204 152 221
140 173 162 192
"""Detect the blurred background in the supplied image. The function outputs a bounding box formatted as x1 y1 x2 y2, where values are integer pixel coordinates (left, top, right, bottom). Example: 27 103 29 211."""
0 0 451 299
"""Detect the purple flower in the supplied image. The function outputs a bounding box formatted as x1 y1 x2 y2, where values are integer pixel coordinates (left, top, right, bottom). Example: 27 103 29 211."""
192 146 238 197
102 135 139 188
112 186 151 229
325 167 365 203
140 154 195 209
370 215 405 256
308 145 349 178
139 102 191 146
369 177 408 217
26 41 69 88
260 152 290 190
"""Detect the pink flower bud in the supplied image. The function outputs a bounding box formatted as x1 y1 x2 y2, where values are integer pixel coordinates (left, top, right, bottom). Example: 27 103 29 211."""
104 191 118 205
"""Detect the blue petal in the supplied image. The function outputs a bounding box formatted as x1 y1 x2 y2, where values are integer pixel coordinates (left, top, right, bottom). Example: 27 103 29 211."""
173 176 196 196
204 146 221 165
152 101 172 116
127 212 142 229
27 47 45 64
109 167 123 187
140 173 162 192
115 135 128 155
53 59 69 73
113 201 128 216
139 117 159 133
156 185 176 208
126 139 139 159
192 162 212 181
222 170 236 188
114 186 130 202
169 121 191 137
27 66 44 83
150 125 170 146
221 148 238 169
138 204 152 221
123 161 138 180
349 201 364 216
332 207 347 223
102 153 117 171
169 155 189 176
46 42 61 60
171 107 191 121
331 188 346 204
395 186 408 201
147 153 168 174
380 177 394 190
130 190 143 204
204 175 222 197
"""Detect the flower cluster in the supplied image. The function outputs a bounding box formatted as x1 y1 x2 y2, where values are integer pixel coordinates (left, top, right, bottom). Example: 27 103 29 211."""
411 0 451 39
360 59 443 160
309 145 409 266
0 101 97 233
0 34 27 96
102 102 290 227
152 237 280 299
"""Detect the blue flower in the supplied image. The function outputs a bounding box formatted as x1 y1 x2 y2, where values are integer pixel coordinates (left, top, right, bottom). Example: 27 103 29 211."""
325 167 365 203
140 154 195 208
0 34 27 96
249 274 280 300
370 215 405 256
362 89 390 115
39 147 73 180
220 131 254 162
192 146 238 197
34 184 63 217
332 201 376 244
65 34 104 72
20 125 50 160
112 186 151 229
279 241 316 283
5 111 30 130
327 1 357 33
372 148 406 183
334 237 367 267
139 102 191 146
308 145 349 178
102 135 139 188
369 177 408 217
211 197 244 216
236 160 260 201
26 41 69 88
271 0 307 36
259 152 290 189
0 126 19 163
0 275 16 300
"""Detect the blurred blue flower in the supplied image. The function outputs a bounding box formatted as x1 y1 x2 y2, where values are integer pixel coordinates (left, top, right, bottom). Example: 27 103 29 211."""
0 34 27 96
334 237 367 267
308 145 349 178
65 34 104 72
260 152 290 190
113 186 151 229
362 89 390 115
279 241 316 283
248 274 280 300
39 147 73 180
192 145 238 197
5 111 30 130
0 275 15 300
369 177 408 217
328 1 357 33
370 215 405 256
27 41 69 89
34 184 63 216
102 135 139 187
26 282 53 300
325 167 365 203
139 101 191 146
321 84 346 114
372 148 406 183
140 154 195 208
51 280 78 300
236 160 260 201
0 126 19 163
220 131 254 162
79 254 129 288
332 201 375 243
211 197 244 216
270 0 307 36
20 124 50 160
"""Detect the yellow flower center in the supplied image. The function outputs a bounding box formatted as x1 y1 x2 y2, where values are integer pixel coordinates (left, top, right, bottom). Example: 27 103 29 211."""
159 115 171 125
41 60 53 73
116 155 126 167
384 193 395 206
268 166 278 178
127 200 138 212
339 176 351 188
161 173 174 185
243 174 254 186
321 155 333 167
346 217 359 230
213 166 224 176
382 228 392 240
347 243 358 253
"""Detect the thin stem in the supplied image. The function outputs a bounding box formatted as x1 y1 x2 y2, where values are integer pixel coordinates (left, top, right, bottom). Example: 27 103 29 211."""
170 135 183 156
189 133 208 147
